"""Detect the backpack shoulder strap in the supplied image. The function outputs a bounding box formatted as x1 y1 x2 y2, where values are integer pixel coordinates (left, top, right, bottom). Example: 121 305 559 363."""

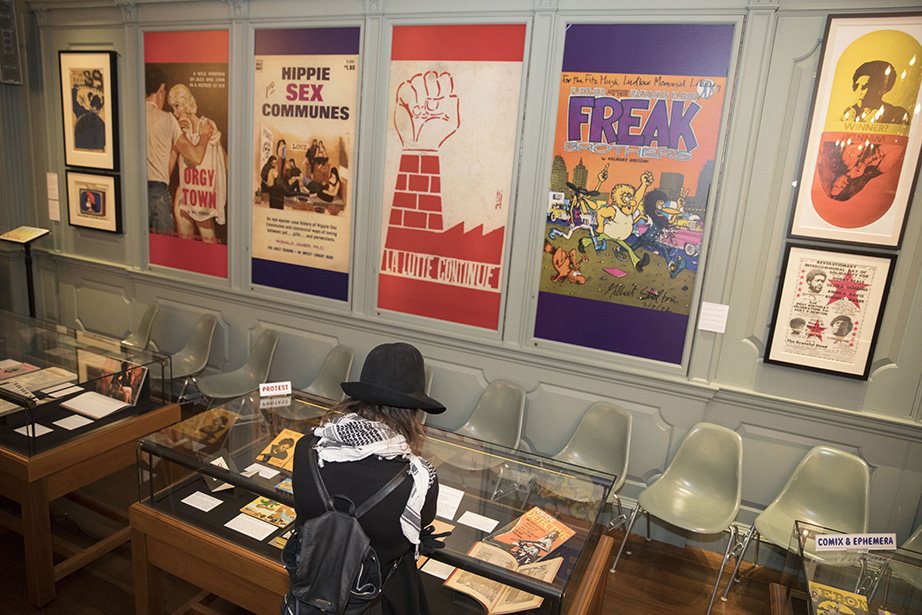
355 465 410 519
307 441 335 512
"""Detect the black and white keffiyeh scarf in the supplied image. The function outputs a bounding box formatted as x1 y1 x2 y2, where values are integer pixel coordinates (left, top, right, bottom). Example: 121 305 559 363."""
312 413 435 553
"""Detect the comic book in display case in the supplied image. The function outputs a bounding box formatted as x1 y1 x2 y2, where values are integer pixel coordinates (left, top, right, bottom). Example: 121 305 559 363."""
0 309 169 456
793 521 922 615
136 391 618 614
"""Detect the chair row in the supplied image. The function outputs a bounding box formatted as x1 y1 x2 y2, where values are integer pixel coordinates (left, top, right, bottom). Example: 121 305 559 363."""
606 422 880 614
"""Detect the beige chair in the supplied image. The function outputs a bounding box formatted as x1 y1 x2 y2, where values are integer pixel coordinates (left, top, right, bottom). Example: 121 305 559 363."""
552 401 631 528
195 329 279 408
722 446 870 601
454 380 525 449
611 422 743 615
301 345 354 402
169 314 217 403
121 303 160 350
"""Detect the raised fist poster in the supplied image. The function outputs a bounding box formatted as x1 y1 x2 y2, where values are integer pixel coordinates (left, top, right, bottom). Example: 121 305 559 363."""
790 13 922 248
534 23 735 364
377 24 527 329
251 27 360 300
145 30 229 278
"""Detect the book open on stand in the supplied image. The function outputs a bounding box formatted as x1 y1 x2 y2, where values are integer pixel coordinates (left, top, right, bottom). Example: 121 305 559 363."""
444 542 562 614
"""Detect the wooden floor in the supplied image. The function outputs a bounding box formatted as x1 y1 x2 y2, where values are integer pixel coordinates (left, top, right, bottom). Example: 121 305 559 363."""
0 474 778 615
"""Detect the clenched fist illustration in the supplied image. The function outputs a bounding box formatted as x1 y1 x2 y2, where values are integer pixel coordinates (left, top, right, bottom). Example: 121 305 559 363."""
394 71 460 151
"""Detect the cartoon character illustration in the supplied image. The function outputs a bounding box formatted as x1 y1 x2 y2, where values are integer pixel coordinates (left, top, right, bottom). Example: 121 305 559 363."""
578 168 652 273
548 181 600 241
545 241 588 284
633 188 686 278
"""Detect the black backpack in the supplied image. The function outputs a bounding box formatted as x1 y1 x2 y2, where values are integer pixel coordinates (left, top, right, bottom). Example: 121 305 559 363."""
280 444 409 615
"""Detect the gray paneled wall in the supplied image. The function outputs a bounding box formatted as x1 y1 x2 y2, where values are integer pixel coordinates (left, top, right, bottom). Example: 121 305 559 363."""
6 0 922 558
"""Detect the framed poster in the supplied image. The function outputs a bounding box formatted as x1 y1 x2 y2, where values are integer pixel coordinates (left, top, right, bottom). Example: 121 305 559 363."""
58 51 119 170
764 244 896 379
66 170 121 233
250 27 361 301
533 23 736 364
789 12 922 248
377 24 528 330
145 30 229 278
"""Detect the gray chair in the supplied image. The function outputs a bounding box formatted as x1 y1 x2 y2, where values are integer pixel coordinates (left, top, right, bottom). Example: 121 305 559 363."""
121 303 160 350
301 344 354 402
454 380 525 449
552 401 632 528
194 329 279 407
903 522 922 554
722 446 870 601
169 314 217 403
611 422 743 615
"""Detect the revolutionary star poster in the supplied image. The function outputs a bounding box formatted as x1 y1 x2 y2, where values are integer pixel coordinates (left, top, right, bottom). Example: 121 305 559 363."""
535 23 734 364
765 245 895 379
790 14 922 248
145 30 229 278
251 27 360 300
377 24 527 329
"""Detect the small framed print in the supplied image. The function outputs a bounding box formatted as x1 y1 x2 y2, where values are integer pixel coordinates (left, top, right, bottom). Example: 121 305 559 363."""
58 50 119 170
788 12 922 248
66 170 121 233
765 244 896 379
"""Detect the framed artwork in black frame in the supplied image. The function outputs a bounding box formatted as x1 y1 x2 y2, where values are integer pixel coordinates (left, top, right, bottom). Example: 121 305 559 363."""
788 12 922 249
66 170 122 233
59 50 119 171
764 244 896 379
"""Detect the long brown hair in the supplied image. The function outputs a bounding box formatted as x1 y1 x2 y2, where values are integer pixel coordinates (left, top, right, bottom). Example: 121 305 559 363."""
326 399 426 455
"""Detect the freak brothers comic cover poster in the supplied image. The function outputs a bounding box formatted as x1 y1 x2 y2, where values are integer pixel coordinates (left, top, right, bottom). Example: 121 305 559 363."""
766 246 894 379
791 15 922 247
535 24 735 364
377 24 527 329
251 27 360 301
145 30 229 278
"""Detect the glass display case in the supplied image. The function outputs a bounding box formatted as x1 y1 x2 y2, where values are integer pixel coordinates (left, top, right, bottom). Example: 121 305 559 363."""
135 391 617 615
781 520 922 615
0 309 170 456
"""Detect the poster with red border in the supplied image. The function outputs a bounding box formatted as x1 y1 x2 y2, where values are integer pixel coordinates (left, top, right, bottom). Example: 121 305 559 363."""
377 24 527 329
145 30 229 278
534 24 734 364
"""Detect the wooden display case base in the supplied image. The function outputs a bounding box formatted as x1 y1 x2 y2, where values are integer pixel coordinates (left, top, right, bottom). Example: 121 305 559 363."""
0 403 180 607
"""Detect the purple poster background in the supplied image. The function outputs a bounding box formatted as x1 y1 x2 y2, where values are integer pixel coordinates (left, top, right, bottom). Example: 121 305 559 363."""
534 23 734 364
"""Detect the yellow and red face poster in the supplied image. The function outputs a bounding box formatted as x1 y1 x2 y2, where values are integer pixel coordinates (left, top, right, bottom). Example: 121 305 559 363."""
535 24 735 364
145 30 229 278
377 24 527 329
791 14 922 247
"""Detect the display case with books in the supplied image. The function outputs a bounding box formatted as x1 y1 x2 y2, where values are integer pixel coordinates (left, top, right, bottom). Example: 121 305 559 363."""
0 308 170 456
788 521 922 615
134 391 617 615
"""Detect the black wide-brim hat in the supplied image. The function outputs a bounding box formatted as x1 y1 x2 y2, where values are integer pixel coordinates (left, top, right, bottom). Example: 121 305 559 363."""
341 343 445 413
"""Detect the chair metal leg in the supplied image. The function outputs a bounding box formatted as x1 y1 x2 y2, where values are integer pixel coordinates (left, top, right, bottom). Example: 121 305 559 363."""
610 503 643 573
707 524 739 615
606 494 627 532
645 510 652 541
721 527 758 601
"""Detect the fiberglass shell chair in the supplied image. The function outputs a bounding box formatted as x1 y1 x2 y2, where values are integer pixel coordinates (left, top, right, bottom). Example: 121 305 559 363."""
722 445 870 601
194 329 279 407
301 344 354 402
170 313 218 403
610 422 743 615
552 401 632 528
454 380 526 450
903 522 922 554
121 303 160 350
